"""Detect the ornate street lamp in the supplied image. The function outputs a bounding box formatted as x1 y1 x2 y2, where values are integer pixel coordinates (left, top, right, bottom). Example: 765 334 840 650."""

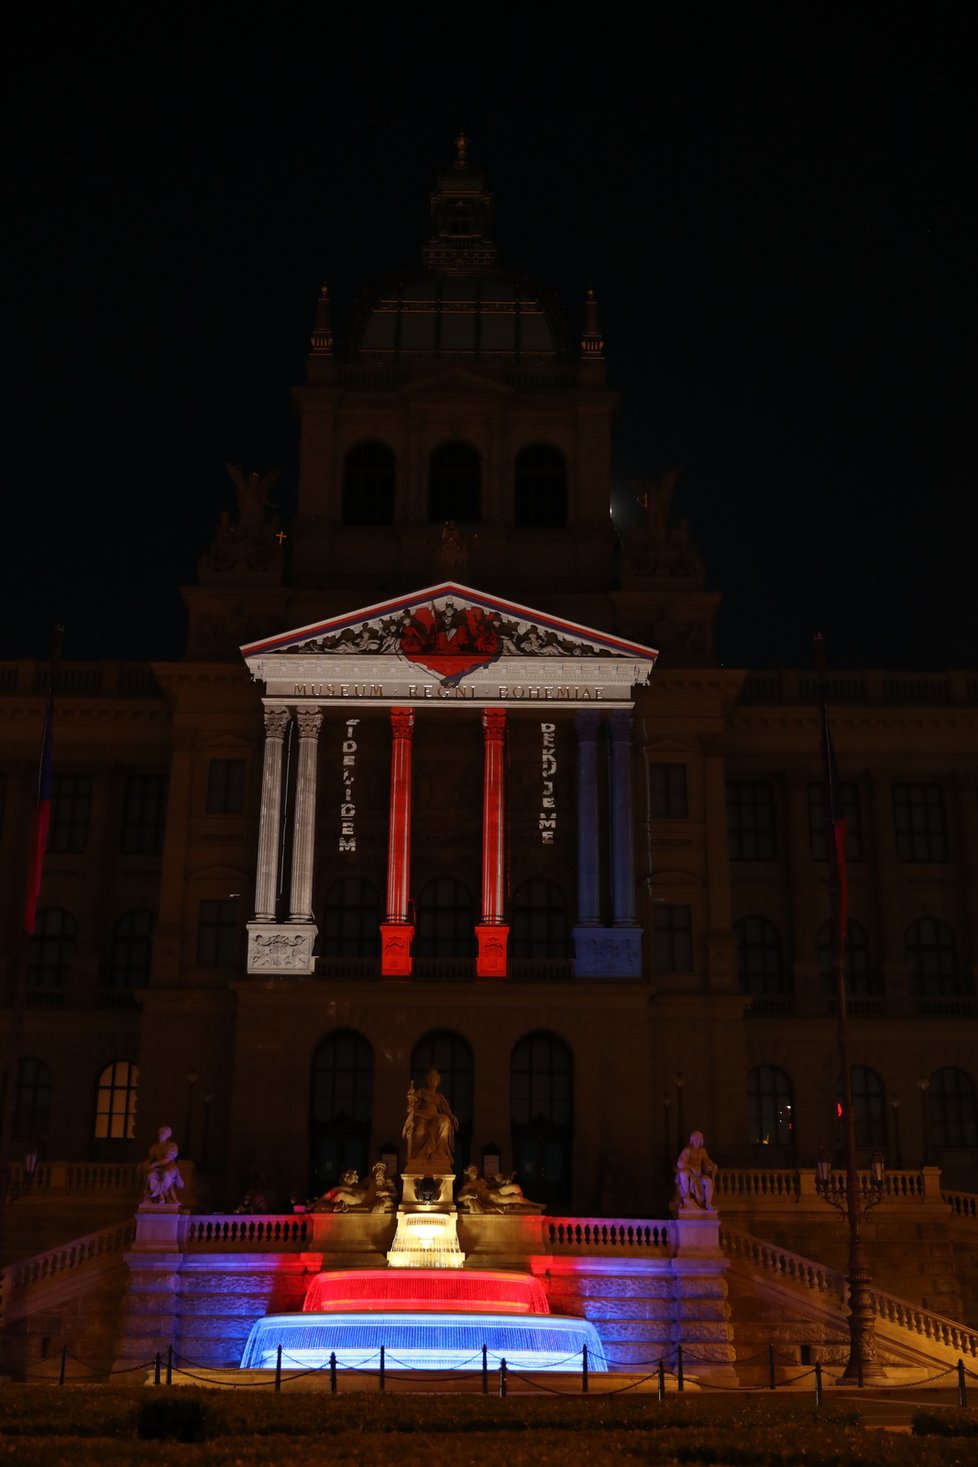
815 1146 888 1384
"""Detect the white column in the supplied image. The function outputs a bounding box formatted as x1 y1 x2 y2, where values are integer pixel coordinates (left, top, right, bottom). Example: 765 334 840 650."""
289 708 323 922
254 706 290 921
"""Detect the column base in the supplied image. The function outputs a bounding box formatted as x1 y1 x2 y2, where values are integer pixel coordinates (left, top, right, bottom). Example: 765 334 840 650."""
476 924 509 979
380 922 414 978
247 921 317 975
572 926 643 978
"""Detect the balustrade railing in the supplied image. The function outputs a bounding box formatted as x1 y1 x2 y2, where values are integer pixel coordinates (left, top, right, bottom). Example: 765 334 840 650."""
546 1218 671 1251
943 1189 978 1220
0 1219 136 1324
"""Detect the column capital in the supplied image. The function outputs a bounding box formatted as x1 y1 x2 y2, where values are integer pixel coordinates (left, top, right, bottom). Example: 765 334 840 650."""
263 705 291 739
482 708 507 738
575 709 602 739
390 707 415 738
295 708 323 739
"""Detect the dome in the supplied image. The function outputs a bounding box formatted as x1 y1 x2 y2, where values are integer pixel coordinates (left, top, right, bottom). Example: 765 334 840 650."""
344 135 572 363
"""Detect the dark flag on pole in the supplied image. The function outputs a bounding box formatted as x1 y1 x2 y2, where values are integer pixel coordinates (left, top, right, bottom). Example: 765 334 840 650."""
22 627 62 935
815 632 848 957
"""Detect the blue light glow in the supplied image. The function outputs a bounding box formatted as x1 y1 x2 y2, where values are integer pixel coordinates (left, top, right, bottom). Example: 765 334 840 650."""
240 1310 608 1372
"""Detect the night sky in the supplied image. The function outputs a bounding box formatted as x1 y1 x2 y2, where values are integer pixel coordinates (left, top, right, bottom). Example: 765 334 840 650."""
5 7 972 670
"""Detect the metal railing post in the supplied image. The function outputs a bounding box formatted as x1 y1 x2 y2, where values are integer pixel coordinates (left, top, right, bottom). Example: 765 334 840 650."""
275 1343 282 1392
658 1358 665 1400
677 1343 684 1392
768 1343 776 1391
499 1357 508 1397
166 1344 173 1386
482 1344 488 1394
958 1358 967 1408
380 1344 385 1392
815 1360 823 1407
153 1352 161 1386
582 1341 589 1393
329 1350 337 1393
58 1345 67 1385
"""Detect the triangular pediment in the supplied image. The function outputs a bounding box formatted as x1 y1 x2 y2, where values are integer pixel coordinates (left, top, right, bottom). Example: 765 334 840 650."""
242 583 657 708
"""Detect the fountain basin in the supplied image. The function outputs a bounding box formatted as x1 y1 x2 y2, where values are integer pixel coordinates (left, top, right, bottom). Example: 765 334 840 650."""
303 1267 549 1315
239 1309 608 1372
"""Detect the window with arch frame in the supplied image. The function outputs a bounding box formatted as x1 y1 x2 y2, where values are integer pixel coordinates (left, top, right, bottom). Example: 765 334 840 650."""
309 1029 373 1196
415 876 476 959
838 1065 887 1149
428 441 480 523
510 878 569 959
510 1030 573 1208
108 909 155 988
817 918 878 998
513 443 567 528
747 1065 794 1146
15 1056 51 1140
341 441 395 525
322 876 380 957
27 907 76 993
94 1060 139 1140
905 917 960 996
928 1067 978 1148
733 916 788 996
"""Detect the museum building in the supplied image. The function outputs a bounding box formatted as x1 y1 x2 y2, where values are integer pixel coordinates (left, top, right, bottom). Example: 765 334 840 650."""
1 137 976 1255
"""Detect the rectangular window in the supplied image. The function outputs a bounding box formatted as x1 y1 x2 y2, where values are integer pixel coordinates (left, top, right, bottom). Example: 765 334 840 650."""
808 781 863 861
49 775 92 853
196 899 240 966
726 781 776 861
650 763 688 819
121 774 168 854
653 903 693 971
206 758 246 815
893 784 947 862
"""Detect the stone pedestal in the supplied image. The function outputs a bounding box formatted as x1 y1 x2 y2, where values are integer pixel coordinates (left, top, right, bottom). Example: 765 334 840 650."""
380 922 414 978
573 926 643 978
247 921 317 975
475 924 508 978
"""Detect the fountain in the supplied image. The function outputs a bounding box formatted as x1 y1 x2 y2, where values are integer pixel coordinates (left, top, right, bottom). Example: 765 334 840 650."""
239 1071 608 1373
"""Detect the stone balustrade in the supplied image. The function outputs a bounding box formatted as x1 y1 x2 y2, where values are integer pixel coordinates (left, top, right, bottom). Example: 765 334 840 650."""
716 1166 945 1210
943 1189 978 1220
0 1219 136 1326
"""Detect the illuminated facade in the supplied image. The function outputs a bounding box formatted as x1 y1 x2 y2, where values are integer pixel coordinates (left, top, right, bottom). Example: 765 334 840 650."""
2 140 977 1256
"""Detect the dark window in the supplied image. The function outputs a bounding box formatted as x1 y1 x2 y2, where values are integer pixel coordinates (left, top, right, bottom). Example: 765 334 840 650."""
412 1030 474 1169
747 1066 794 1146
27 907 76 990
654 903 693 971
513 444 567 528
342 441 396 526
734 916 788 996
196 899 239 966
905 917 959 996
428 441 480 523
929 1067 978 1148
650 764 688 820
310 1030 373 1195
817 919 877 997
893 784 947 862
121 774 168 854
727 781 776 861
808 781 863 861
49 775 91 853
416 877 476 959
108 909 154 988
206 759 246 815
322 876 380 957
15 1057 51 1140
510 1031 573 1210
94 1060 139 1140
840 1066 887 1149
510 879 569 959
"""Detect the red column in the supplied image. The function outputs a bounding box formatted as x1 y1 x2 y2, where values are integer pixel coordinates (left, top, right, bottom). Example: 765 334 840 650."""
476 708 509 979
381 708 414 978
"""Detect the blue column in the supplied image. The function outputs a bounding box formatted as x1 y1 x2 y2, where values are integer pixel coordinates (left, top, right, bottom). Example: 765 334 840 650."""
575 711 602 926
608 709 637 926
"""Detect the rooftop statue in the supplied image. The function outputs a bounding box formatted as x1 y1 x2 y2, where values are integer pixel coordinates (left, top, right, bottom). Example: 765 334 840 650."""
198 464 284 578
675 1130 718 1212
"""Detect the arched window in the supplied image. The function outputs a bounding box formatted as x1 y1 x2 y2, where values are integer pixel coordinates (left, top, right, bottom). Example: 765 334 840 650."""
27 908 76 995
747 1066 794 1146
905 918 959 995
510 879 569 959
94 1060 139 1140
108 910 154 989
510 1031 573 1210
817 918 876 996
416 877 476 959
428 441 480 523
15 1057 51 1139
342 441 395 526
514 444 567 528
309 1030 373 1197
839 1066 887 1149
322 876 380 957
411 1030 474 1170
733 917 788 996
929 1068 978 1149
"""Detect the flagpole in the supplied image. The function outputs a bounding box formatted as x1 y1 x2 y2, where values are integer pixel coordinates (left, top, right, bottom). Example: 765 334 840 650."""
0 624 63 1271
813 632 887 1385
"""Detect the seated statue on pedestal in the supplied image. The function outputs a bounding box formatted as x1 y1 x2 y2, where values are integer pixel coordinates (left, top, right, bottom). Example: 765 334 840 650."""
402 1068 458 1170
675 1130 718 1212
141 1125 184 1204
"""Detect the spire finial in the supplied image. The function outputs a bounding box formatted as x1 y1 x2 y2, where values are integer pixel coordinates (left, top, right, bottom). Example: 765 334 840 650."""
580 286 604 359
454 131 469 170
311 285 333 355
